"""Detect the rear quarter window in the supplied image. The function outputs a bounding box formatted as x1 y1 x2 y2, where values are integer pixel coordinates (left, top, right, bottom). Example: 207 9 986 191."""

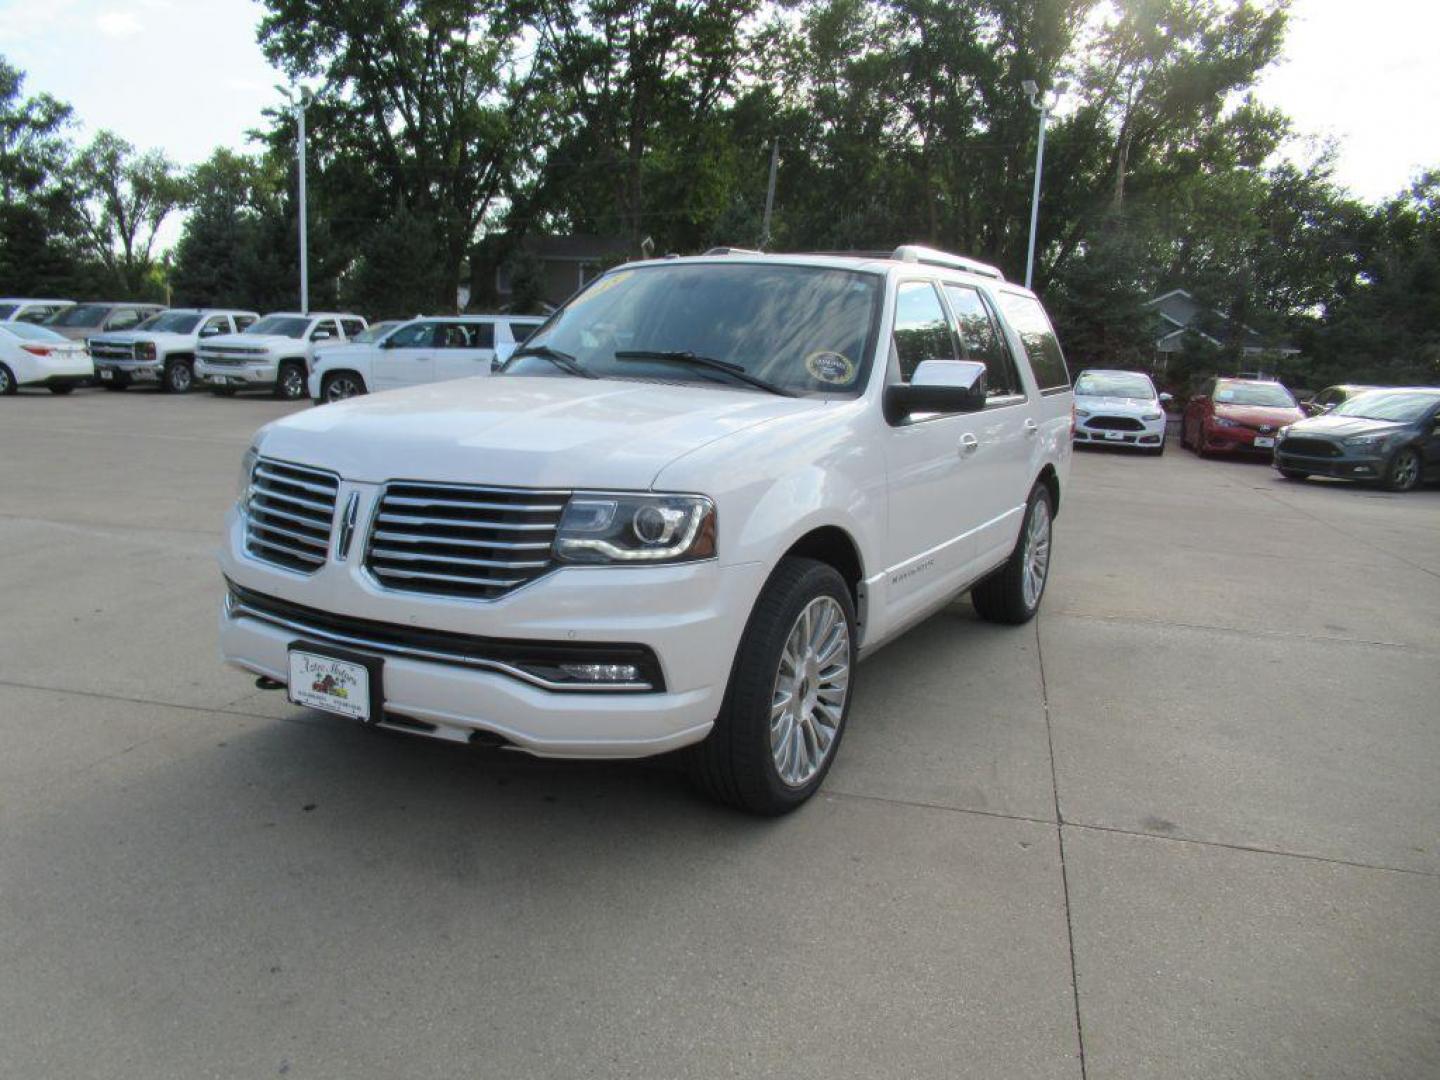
997 293 1070 393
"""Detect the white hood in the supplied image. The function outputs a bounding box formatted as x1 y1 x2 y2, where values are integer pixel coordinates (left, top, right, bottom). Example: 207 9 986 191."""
201 332 294 351
256 375 823 489
1076 395 1160 416
90 330 193 350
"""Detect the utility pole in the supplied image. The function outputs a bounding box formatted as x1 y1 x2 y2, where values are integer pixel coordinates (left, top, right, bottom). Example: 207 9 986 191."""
761 139 779 249
1022 80 1066 291
277 84 313 314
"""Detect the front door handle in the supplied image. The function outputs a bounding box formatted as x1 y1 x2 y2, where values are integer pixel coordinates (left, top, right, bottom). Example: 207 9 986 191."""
959 433 979 456
1023 418 1039 437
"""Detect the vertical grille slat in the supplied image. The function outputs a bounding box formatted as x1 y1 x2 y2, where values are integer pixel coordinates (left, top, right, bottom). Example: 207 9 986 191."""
365 481 567 600
245 459 339 573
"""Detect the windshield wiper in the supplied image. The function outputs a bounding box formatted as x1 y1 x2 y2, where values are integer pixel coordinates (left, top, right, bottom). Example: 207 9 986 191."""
613 350 797 398
509 344 597 379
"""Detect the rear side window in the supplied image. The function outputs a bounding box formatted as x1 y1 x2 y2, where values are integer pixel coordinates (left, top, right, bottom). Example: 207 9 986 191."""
998 293 1070 392
234 314 257 331
388 321 436 348
106 308 145 331
891 282 956 382
341 319 366 338
944 285 1021 399
452 321 494 349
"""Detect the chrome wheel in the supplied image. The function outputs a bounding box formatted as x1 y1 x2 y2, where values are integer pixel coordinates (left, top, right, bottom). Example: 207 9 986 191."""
1391 449 1420 491
278 365 306 399
324 375 362 402
770 596 850 788
168 361 192 392
1021 498 1052 610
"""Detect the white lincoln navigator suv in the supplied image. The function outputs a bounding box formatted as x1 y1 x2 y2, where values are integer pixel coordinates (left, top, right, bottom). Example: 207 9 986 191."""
219 247 1073 814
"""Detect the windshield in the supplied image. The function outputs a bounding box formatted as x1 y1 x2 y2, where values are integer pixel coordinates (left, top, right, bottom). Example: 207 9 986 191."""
1075 372 1154 399
352 321 399 343
245 315 310 338
1332 390 1439 423
137 312 202 334
506 263 883 396
51 304 108 327
1215 382 1296 408
2 322 66 342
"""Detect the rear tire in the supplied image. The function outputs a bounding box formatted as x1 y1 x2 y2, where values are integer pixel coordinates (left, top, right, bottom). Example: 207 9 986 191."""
688 557 855 816
1383 447 1422 492
972 485 1054 625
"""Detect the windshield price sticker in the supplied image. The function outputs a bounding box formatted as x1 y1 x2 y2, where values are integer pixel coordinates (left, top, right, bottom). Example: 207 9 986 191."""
805 351 856 385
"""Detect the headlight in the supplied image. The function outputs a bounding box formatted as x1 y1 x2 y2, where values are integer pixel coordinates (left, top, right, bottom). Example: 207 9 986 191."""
236 444 259 509
1212 416 1239 428
1074 406 1091 417
555 493 716 564
137 342 156 361
1343 432 1395 450
1141 410 1164 421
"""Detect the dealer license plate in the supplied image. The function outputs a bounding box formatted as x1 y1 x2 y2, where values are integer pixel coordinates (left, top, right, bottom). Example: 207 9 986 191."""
98 368 113 381
1254 436 1275 448
1104 430 1124 441
287 646 379 722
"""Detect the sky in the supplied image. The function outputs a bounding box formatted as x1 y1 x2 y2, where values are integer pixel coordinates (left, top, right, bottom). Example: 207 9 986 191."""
1 0 1439 211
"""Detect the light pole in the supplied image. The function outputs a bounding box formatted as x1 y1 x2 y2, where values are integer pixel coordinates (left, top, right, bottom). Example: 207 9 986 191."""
277 84 313 314
1022 79 1066 291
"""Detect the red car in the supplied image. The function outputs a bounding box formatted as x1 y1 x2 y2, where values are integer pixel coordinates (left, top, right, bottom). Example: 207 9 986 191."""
1180 377 1305 456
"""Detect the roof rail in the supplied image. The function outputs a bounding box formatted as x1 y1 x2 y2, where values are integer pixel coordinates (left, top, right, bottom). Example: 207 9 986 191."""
703 246 763 256
891 245 1005 281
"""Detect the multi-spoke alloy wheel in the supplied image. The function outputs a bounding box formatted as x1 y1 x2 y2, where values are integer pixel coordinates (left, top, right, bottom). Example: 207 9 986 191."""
324 374 364 402
1386 448 1420 492
770 596 851 788
1021 497 1052 610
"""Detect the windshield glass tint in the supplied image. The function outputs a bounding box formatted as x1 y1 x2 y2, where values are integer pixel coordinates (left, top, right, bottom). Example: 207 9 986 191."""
1075 372 1153 398
1215 382 1296 407
3 322 66 342
245 316 310 338
508 264 882 395
52 304 108 327
1333 391 1439 423
142 312 202 334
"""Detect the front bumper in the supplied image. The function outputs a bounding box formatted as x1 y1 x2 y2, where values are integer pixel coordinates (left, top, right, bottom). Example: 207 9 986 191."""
96 359 162 383
1274 444 1386 480
1073 415 1166 448
218 503 765 757
197 358 278 387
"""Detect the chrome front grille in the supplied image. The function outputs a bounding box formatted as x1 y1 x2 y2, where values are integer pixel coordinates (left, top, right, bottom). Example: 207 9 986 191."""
90 341 135 360
364 482 568 600
245 459 339 573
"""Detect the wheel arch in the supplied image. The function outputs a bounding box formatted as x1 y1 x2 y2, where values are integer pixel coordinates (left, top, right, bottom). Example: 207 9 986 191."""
321 368 367 392
1034 463 1061 516
779 524 867 636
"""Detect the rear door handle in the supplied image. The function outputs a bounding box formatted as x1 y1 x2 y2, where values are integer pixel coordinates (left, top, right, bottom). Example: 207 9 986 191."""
959 433 979 456
1023 419 1039 437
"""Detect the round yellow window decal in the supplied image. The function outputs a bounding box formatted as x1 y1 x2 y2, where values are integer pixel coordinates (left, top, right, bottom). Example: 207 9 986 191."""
805 351 856 385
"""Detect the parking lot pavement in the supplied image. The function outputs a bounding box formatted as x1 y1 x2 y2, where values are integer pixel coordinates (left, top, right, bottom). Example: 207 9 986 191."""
2 395 1437 1079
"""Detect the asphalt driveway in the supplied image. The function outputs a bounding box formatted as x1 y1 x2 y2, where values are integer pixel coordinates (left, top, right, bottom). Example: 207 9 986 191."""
1 392 1436 1079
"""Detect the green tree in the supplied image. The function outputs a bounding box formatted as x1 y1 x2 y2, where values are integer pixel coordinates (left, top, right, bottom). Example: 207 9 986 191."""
72 130 185 297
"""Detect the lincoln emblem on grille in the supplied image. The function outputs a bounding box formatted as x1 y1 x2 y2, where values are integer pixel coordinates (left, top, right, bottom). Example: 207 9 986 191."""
336 492 361 562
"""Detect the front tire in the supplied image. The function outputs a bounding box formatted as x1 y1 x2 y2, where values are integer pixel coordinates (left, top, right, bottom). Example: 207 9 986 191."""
321 371 366 403
1383 447 1422 492
162 358 193 393
1279 468 1309 481
972 484 1054 625
48 384 76 395
0 363 18 395
688 557 855 816
276 361 307 401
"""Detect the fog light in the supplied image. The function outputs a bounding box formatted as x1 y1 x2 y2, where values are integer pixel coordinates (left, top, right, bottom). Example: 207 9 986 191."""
559 663 641 683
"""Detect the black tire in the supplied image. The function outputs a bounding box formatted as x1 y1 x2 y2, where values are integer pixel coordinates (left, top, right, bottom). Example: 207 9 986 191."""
162 358 193 394
972 484 1054 625
1279 468 1309 481
276 361 307 400
48 384 76 395
1148 439 1165 457
321 371 366 403
1383 447 1422 492
688 557 856 816
0 363 14 395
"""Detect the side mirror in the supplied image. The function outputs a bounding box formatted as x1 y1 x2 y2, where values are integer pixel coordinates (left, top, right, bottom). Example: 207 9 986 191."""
200 326 221 337
1158 391 1173 405
884 360 987 424
312 330 333 342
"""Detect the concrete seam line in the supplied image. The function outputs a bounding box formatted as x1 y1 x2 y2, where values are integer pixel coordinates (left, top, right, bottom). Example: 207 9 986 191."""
0 676 289 726
1048 609 1431 655
1037 614 1089 1080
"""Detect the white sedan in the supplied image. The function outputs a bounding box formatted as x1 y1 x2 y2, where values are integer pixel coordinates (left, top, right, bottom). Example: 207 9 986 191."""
308 315 544 402
1071 368 1171 455
0 322 93 395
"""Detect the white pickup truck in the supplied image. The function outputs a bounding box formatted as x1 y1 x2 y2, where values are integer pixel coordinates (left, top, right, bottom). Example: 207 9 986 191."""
197 312 368 399
219 247 1072 814
90 309 260 393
